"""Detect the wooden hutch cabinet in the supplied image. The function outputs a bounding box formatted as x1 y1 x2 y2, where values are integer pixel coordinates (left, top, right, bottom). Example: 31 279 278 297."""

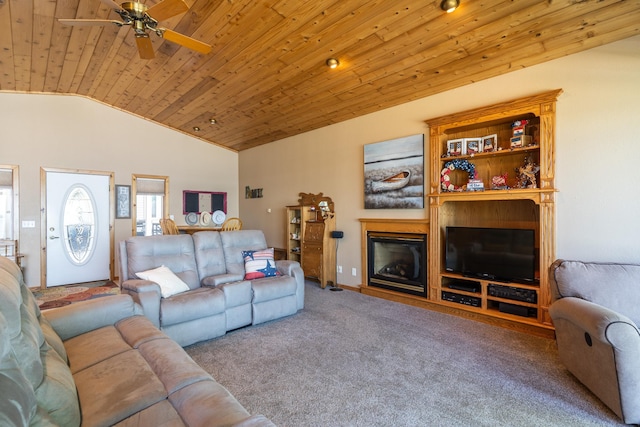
425 89 562 337
286 193 336 288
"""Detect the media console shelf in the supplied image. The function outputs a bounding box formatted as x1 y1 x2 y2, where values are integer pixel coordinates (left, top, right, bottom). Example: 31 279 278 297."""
425 89 562 337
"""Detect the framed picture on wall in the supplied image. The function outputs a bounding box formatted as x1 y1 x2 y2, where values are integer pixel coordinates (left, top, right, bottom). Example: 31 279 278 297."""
364 134 424 209
116 185 131 219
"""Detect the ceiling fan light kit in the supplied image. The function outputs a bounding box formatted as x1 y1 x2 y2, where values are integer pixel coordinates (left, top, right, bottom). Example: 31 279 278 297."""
59 0 211 59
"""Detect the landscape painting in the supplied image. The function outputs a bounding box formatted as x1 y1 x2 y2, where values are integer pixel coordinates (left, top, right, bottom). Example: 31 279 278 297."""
364 134 424 209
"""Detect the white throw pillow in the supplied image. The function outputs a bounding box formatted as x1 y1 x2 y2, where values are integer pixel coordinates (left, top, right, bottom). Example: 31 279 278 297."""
136 265 190 298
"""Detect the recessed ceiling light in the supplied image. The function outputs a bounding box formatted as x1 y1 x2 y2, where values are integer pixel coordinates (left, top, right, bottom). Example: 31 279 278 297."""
440 0 460 13
326 58 339 69
193 126 200 132
209 118 217 125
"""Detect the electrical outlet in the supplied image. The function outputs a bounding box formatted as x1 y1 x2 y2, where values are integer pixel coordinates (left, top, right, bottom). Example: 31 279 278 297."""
351 267 357 276
337 265 342 273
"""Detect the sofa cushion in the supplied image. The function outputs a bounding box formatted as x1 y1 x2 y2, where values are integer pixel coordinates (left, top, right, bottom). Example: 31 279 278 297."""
73 349 168 427
220 230 269 276
160 286 225 326
136 265 190 298
64 325 132 374
552 260 640 326
137 337 212 394
242 248 281 280
124 235 200 289
193 231 228 283
169 379 252 427
252 275 297 303
34 343 81 426
113 400 184 426
0 311 38 427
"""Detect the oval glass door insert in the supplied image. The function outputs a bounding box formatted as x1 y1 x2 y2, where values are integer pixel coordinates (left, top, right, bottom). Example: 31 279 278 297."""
62 185 97 265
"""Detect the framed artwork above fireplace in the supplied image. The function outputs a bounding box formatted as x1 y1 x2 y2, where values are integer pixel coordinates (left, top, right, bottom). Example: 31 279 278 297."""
363 134 424 209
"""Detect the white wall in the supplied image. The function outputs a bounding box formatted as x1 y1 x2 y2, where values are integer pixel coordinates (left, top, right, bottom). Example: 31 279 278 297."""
239 36 640 287
0 93 239 286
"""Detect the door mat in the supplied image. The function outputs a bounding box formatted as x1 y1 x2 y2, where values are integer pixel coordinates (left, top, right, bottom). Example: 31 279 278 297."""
32 281 120 310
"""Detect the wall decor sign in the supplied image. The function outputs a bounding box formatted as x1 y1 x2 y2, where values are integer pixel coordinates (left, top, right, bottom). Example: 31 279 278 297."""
115 185 131 219
364 134 424 209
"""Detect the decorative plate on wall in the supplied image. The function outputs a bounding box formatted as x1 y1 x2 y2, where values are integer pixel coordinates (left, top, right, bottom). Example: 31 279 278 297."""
185 212 198 225
212 210 226 226
200 211 212 226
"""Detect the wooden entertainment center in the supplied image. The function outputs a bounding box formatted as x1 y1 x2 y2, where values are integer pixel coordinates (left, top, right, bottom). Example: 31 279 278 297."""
361 90 561 338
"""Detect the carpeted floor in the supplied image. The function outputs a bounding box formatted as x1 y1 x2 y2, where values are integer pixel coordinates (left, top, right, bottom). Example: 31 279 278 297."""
186 281 622 427
32 281 119 310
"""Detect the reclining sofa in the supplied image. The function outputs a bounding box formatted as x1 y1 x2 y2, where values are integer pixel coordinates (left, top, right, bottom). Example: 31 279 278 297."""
0 256 274 426
119 230 305 347
549 259 640 425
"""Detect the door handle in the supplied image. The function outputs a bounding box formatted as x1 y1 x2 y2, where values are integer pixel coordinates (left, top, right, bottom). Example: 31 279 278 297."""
49 236 60 240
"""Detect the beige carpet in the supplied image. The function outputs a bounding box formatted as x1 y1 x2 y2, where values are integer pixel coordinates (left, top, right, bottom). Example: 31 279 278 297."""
186 281 622 426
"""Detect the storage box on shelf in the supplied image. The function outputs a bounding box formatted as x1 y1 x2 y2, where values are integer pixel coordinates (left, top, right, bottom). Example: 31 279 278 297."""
425 89 562 337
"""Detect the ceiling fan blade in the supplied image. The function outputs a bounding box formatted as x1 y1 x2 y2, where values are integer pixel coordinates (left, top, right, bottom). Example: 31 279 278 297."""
161 29 211 54
58 18 123 27
135 35 156 59
146 0 189 22
100 0 124 11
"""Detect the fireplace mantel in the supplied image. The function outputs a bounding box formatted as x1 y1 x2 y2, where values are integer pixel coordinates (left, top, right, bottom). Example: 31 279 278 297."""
359 218 429 290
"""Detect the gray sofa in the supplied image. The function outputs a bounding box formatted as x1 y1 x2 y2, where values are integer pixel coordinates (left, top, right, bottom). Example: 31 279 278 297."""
0 256 274 427
119 230 304 347
549 259 640 425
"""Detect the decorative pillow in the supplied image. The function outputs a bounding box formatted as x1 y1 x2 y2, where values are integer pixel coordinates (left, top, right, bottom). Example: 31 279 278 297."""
135 265 190 298
242 248 281 280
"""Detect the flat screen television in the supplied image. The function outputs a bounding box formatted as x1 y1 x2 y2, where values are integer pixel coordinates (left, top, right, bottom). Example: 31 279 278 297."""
445 226 536 284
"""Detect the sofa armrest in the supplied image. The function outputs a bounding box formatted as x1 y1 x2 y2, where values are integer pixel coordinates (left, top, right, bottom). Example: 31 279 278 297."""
276 260 304 310
43 294 142 341
202 273 245 287
550 297 638 342
550 297 640 422
274 260 298 277
120 279 162 328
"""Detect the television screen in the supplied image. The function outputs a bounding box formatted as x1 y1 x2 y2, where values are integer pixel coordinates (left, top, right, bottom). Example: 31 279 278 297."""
445 227 536 284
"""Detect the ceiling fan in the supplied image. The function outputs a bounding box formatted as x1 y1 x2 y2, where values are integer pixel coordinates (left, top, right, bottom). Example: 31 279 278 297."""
59 0 212 59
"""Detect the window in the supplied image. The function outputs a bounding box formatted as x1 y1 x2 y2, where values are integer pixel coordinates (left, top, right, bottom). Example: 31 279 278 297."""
0 166 19 240
62 185 97 264
132 175 169 236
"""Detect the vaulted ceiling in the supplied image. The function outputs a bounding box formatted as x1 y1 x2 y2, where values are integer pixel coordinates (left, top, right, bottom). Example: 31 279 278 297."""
1 0 639 151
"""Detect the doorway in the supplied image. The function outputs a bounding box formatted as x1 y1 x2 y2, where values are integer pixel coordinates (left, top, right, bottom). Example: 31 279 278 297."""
42 169 114 287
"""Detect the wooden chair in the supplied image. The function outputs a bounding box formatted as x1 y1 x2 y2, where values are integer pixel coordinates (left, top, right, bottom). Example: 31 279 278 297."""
159 218 180 235
221 217 242 231
0 239 22 268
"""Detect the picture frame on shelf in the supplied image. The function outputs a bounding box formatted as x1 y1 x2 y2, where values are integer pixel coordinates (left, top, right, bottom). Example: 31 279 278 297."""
481 134 497 152
115 185 131 219
447 138 464 156
465 138 482 155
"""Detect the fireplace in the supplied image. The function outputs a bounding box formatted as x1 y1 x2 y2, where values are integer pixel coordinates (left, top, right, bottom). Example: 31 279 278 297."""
367 231 427 296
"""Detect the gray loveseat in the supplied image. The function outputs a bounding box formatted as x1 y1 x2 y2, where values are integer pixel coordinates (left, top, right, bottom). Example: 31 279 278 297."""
549 259 640 425
0 256 274 427
119 230 304 347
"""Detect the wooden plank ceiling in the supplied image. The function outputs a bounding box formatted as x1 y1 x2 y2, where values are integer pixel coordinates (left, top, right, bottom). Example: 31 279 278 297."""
1 0 639 151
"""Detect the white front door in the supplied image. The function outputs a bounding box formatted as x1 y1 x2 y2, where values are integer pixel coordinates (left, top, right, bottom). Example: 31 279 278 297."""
45 171 111 287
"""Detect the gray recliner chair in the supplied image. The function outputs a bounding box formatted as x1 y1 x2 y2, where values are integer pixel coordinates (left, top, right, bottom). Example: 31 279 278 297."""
549 259 640 424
